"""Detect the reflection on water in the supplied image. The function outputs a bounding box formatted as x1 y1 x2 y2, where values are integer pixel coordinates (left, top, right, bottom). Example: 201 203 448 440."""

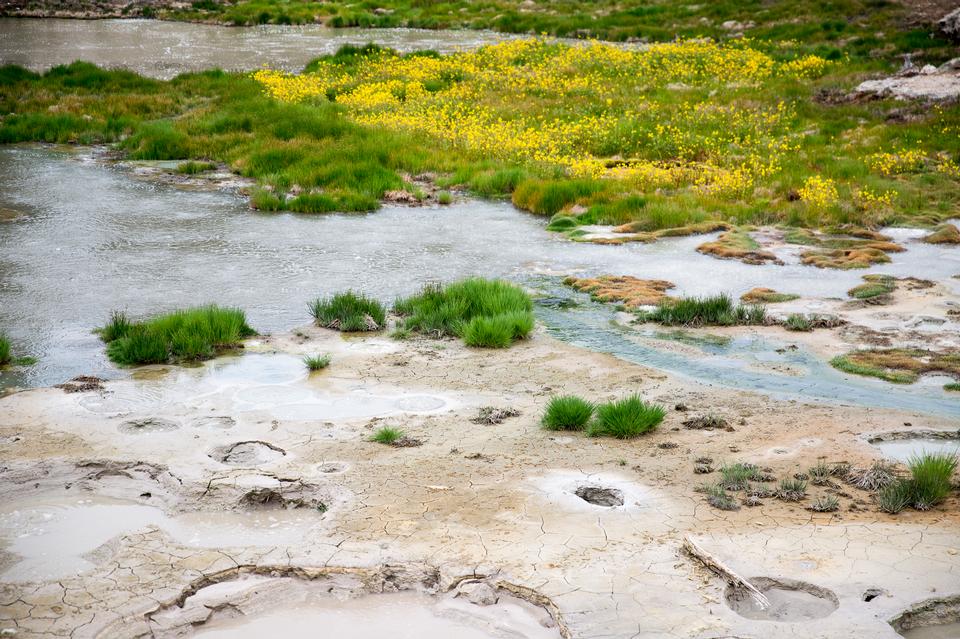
0 18 519 78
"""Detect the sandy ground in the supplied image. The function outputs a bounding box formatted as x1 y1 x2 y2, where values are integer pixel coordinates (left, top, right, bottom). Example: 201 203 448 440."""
0 305 958 638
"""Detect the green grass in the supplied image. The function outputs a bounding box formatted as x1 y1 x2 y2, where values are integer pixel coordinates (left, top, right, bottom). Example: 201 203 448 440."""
0 334 10 366
177 160 217 174
309 291 386 331
777 478 808 501
718 462 762 491
830 353 916 384
945 382 960 392
589 394 665 439
784 313 813 332
848 274 895 300
304 353 331 370
908 452 957 510
879 452 957 513
394 278 534 347
637 294 765 327
437 191 453 205
541 395 594 431
370 426 404 444
98 306 255 365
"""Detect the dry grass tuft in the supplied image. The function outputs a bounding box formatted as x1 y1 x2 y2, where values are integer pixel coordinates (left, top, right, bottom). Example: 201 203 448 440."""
564 275 675 308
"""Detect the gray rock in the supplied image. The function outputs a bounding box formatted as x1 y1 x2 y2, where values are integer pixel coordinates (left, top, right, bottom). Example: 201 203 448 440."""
457 580 499 606
938 8 960 42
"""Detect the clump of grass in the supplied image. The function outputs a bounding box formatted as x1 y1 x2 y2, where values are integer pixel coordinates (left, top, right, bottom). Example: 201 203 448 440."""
944 382 960 392
309 291 386 332
777 478 808 501
390 325 412 340
176 160 217 174
394 278 533 348
718 462 763 490
0 334 10 366
99 305 255 366
846 460 897 491
588 394 665 439
304 354 331 370
908 452 957 510
704 483 739 511
462 311 534 348
808 461 835 486
370 426 403 445
437 190 452 205
809 495 839 512
636 294 765 327
877 480 914 514
541 395 594 431
784 314 813 332
848 276 895 300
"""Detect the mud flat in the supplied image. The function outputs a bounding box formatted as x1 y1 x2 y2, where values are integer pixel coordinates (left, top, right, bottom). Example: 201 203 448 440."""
1 323 957 638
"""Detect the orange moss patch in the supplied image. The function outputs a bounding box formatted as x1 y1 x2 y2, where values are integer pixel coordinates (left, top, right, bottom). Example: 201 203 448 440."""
613 220 731 236
740 288 800 303
831 348 960 384
564 275 675 308
801 247 892 269
697 230 783 265
922 223 960 244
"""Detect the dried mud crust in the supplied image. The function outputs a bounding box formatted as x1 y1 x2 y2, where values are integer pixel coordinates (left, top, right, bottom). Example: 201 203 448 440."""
0 327 958 638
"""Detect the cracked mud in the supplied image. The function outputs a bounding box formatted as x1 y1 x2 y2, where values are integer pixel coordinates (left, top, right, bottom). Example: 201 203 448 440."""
0 323 958 638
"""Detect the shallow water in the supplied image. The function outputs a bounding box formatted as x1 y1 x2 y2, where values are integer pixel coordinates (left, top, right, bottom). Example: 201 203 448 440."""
192 590 561 639
872 438 960 463
0 493 319 582
901 623 960 639
0 18 518 78
1 147 959 415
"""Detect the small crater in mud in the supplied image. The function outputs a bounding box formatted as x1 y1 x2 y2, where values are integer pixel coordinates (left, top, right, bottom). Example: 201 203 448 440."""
239 488 326 512
317 462 347 474
118 417 180 434
891 594 960 638
863 588 885 602
212 441 286 466
574 486 624 507
191 416 236 429
725 577 838 621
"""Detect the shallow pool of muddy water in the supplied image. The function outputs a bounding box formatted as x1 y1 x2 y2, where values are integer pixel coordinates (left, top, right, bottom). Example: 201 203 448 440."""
901 624 960 638
871 437 960 463
0 18 521 78
0 492 319 582
1 147 959 416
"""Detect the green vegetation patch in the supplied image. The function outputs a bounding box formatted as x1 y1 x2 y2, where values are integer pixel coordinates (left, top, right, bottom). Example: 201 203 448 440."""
98 306 255 365
588 394 665 439
830 348 960 385
636 294 765 327
848 274 895 300
541 395 595 431
304 354 331 370
394 278 534 348
370 426 404 445
879 452 957 513
309 291 386 331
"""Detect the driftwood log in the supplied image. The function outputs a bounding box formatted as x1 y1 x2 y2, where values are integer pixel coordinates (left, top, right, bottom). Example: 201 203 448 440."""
682 536 770 609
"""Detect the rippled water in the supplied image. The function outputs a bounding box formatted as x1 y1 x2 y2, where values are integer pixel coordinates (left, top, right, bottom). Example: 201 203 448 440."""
0 18 520 78
1 147 958 415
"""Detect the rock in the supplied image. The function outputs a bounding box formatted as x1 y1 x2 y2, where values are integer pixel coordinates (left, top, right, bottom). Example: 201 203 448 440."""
458 581 499 606
855 69 960 101
920 64 938 75
938 8 960 42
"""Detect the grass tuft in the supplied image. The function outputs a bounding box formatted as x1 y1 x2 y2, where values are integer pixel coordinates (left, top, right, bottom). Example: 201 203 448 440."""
394 278 533 347
636 294 765 327
809 495 839 512
908 452 957 510
589 394 665 439
784 313 813 332
304 353 331 370
370 426 403 445
0 334 10 366
541 395 594 431
309 291 386 332
99 305 254 366
777 478 808 501
718 462 762 491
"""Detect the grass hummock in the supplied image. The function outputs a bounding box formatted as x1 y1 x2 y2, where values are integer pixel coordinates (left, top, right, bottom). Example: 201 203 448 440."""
309 291 386 332
98 306 255 366
394 278 534 348
636 294 765 327
879 452 957 514
541 395 594 431
588 394 665 439
784 314 813 332
830 348 960 385
304 354 331 371
848 274 896 300
739 288 799 304
370 426 404 445
0 334 10 366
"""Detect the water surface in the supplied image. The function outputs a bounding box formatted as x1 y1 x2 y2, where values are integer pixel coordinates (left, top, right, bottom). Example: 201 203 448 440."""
0 18 518 78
